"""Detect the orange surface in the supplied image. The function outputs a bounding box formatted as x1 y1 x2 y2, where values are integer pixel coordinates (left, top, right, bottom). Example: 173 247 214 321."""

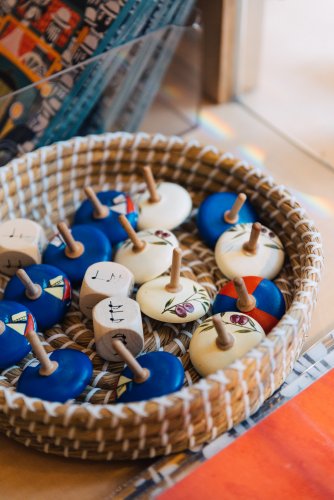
160 370 334 499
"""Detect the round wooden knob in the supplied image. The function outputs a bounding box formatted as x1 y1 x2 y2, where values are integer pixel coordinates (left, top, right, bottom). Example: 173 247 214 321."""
215 223 285 280
0 218 47 276
213 276 286 333
189 312 265 376
197 192 257 248
4 264 72 331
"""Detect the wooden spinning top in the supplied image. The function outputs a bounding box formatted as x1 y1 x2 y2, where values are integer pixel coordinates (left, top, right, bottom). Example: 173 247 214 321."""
114 340 184 402
136 248 210 323
43 222 112 284
215 222 285 280
74 187 138 245
197 192 258 248
136 166 192 230
115 215 178 285
189 312 265 376
4 264 72 331
17 330 93 403
212 276 286 333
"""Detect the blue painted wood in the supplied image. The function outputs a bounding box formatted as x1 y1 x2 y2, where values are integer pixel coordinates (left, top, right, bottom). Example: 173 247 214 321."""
17 349 93 403
43 225 112 285
4 264 72 331
117 351 184 403
74 190 138 245
0 301 36 370
197 192 258 248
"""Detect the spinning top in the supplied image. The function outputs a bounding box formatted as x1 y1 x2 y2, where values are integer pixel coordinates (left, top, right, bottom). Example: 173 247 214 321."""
73 187 138 245
136 248 210 323
215 222 285 280
113 340 184 402
114 215 178 284
189 312 265 376
136 166 192 230
79 261 134 319
4 265 71 331
197 192 258 248
17 330 93 403
93 296 144 361
43 222 112 284
0 301 36 370
0 218 47 276
212 276 286 333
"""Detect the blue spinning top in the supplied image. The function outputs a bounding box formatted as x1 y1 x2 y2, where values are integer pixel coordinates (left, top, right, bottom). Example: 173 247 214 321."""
0 300 36 370
74 187 138 245
43 222 112 285
113 340 184 403
197 192 258 248
4 265 71 331
17 330 93 403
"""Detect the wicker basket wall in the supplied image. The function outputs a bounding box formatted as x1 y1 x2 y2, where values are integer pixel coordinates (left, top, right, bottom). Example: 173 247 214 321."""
0 132 323 461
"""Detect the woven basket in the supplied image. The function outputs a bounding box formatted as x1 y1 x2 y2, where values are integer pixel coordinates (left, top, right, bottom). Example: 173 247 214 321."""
0 132 323 460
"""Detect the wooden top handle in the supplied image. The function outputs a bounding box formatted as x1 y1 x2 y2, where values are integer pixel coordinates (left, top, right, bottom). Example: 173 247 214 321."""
112 340 149 384
242 222 261 254
26 330 58 376
16 269 42 300
165 247 182 293
84 186 109 219
57 222 84 259
233 277 256 312
142 166 161 203
118 215 146 253
212 315 235 350
224 193 247 224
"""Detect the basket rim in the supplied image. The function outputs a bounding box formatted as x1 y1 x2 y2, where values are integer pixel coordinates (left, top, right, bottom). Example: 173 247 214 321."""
0 131 324 423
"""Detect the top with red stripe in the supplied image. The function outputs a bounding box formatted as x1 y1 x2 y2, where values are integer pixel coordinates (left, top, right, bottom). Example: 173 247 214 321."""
212 276 285 334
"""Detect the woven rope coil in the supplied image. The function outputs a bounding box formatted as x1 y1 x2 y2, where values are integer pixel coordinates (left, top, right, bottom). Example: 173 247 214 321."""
0 132 323 460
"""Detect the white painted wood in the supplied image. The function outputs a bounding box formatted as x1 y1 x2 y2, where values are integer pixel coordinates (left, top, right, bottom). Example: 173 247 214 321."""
79 262 134 319
92 296 143 362
0 218 47 276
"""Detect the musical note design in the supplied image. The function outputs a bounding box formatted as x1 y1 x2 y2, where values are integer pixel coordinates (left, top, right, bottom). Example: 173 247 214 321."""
91 270 123 282
108 300 124 323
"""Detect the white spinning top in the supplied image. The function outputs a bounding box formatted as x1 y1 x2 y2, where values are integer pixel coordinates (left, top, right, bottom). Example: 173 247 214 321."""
79 261 134 319
136 248 210 323
115 215 178 285
215 222 285 280
0 218 47 276
93 296 144 362
189 312 265 376
136 166 192 230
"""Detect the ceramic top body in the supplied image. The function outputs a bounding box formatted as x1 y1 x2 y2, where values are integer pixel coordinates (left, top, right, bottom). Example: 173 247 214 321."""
74 190 138 245
4 264 72 331
136 276 210 323
0 218 47 276
17 348 93 403
212 276 286 333
137 182 192 230
43 225 112 285
117 351 184 402
189 311 265 376
115 229 178 285
215 223 285 280
197 192 258 248
0 300 36 370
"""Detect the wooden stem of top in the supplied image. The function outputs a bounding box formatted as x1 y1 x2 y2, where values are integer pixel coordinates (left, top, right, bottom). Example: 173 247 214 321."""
213 315 235 350
16 269 42 300
112 340 149 384
57 222 84 259
84 186 109 219
142 166 161 203
118 214 146 253
26 330 58 376
0 321 5 335
165 247 182 293
224 193 247 224
234 277 256 312
242 222 261 254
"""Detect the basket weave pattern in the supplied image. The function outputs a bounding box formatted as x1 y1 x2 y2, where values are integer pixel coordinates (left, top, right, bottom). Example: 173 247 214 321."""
0 132 323 460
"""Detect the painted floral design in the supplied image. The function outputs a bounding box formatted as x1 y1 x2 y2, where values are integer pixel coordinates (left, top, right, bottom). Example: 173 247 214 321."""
161 285 210 318
225 223 284 252
122 229 174 249
198 312 262 335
